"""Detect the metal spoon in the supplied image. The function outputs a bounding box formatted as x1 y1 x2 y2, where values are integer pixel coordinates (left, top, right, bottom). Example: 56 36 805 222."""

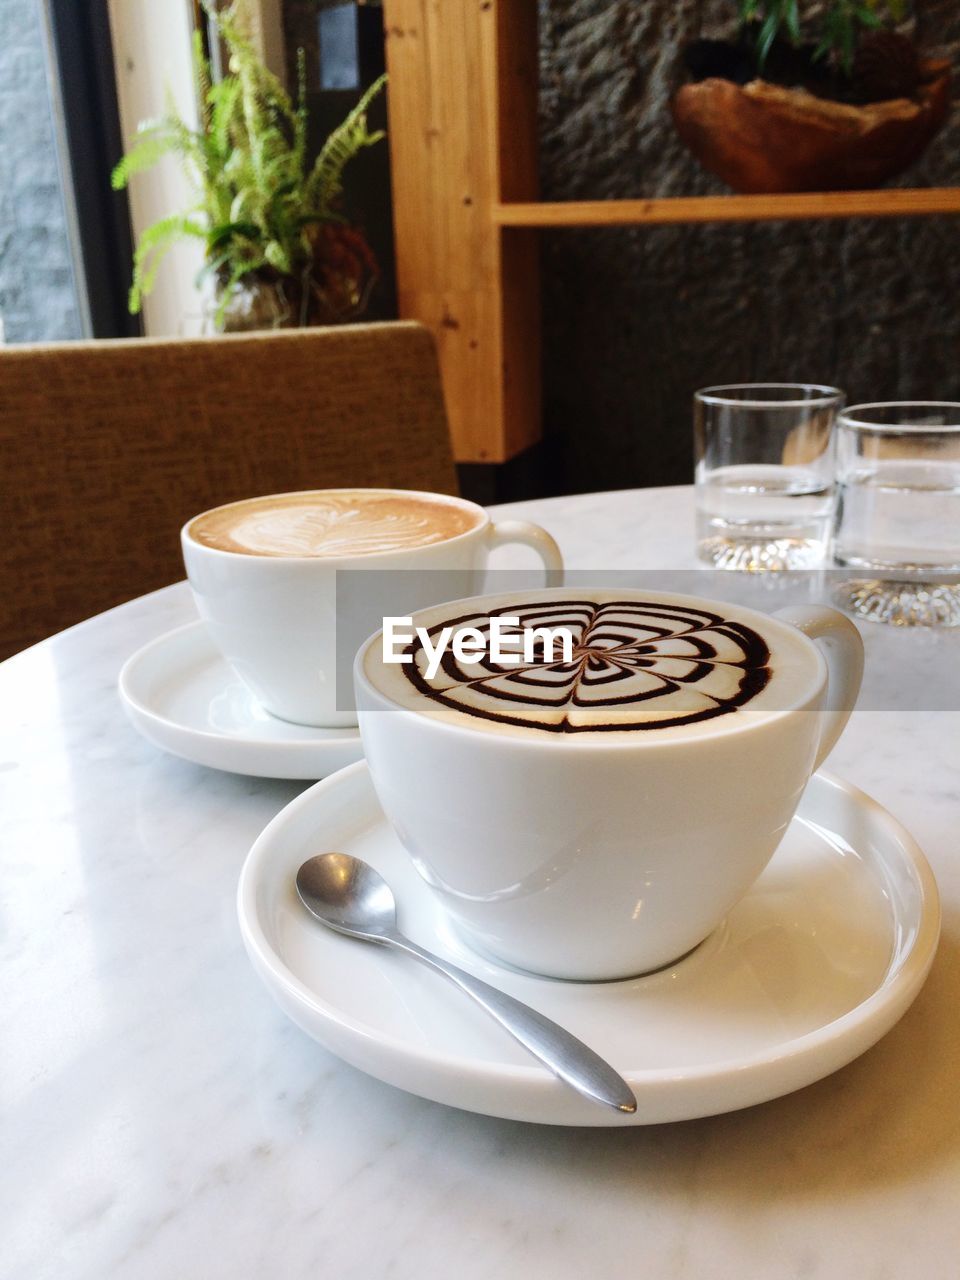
296 853 637 1115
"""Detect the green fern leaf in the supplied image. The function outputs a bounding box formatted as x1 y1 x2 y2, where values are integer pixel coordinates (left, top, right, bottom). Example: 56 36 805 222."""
128 213 206 312
306 74 386 213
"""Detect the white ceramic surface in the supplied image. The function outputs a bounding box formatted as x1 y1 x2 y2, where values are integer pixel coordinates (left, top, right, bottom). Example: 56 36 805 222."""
356 591 863 978
182 488 563 727
4 486 960 1280
238 761 938 1126
118 621 363 779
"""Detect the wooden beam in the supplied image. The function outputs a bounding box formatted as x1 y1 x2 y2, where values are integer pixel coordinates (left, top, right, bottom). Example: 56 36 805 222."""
382 0 541 464
495 188 960 227
491 0 541 463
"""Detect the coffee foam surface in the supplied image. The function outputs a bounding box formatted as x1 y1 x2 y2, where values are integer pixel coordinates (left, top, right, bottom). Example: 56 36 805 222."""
364 591 823 738
188 491 480 558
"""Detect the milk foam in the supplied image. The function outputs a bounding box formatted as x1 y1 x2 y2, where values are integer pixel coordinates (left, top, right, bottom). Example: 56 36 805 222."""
364 592 823 737
188 491 480 558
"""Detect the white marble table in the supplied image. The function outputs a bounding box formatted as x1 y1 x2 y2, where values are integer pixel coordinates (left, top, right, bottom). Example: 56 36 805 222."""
4 486 959 1280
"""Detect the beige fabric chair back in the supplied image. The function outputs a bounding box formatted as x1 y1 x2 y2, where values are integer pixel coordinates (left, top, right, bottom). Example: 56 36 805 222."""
1 322 457 659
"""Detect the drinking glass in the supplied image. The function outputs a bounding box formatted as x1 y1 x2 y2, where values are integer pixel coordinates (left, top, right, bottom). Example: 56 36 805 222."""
694 384 844 570
832 402 960 627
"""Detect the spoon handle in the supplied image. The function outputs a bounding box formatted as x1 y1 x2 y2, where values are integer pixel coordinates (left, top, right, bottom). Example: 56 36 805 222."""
385 932 636 1115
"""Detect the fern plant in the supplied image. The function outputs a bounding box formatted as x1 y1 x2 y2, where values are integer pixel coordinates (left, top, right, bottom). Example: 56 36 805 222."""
737 0 801 73
737 0 908 74
815 0 908 73
112 1 386 326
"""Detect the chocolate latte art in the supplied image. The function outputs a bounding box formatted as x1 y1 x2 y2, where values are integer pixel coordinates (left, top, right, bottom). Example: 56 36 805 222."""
188 490 480 558
381 598 780 734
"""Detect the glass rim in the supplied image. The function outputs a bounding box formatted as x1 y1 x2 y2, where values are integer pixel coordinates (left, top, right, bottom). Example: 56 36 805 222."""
839 401 960 433
695 383 844 409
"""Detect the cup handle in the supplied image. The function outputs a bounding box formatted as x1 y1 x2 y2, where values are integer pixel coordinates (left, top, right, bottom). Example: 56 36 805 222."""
774 606 864 771
486 520 564 586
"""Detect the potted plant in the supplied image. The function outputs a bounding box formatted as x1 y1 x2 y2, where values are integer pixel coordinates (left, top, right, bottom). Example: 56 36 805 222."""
671 1 951 193
112 0 386 330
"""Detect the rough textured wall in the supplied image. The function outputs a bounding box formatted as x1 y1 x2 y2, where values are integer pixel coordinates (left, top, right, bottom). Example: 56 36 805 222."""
0 0 82 343
538 1 960 492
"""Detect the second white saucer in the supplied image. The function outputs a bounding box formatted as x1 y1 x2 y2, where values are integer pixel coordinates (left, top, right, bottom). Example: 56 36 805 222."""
238 761 940 1125
119 621 363 779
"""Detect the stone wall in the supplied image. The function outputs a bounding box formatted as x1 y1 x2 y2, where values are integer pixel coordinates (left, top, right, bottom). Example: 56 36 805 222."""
538 0 960 491
0 0 82 344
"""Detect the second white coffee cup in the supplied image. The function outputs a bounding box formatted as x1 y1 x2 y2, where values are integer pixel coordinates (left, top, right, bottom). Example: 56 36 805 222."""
182 488 563 727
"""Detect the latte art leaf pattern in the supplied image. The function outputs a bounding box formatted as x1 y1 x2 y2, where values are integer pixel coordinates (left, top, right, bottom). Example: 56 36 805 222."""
229 504 452 557
402 600 773 732
190 492 478 558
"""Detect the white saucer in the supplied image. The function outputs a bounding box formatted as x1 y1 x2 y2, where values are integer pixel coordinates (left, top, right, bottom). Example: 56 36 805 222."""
119 622 363 780
238 762 939 1125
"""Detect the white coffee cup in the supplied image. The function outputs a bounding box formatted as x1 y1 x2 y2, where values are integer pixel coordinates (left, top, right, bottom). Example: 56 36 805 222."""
182 489 563 728
355 589 864 980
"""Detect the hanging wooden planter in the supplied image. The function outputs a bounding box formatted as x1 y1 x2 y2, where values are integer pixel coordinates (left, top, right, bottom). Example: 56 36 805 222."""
671 59 951 194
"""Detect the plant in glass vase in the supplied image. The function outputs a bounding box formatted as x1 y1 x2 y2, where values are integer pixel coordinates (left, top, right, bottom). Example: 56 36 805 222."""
112 0 386 330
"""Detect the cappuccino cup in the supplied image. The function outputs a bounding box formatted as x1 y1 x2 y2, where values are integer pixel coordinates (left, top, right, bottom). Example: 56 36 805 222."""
355 589 864 980
182 489 563 727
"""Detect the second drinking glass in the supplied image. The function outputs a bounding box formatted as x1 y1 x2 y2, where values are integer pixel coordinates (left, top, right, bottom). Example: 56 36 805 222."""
694 383 844 570
832 401 960 626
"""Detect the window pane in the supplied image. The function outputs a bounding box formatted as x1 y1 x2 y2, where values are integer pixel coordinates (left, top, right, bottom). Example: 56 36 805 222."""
0 0 85 343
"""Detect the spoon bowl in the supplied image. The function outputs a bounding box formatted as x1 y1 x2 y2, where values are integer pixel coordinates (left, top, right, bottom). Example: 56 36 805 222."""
297 852 397 938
